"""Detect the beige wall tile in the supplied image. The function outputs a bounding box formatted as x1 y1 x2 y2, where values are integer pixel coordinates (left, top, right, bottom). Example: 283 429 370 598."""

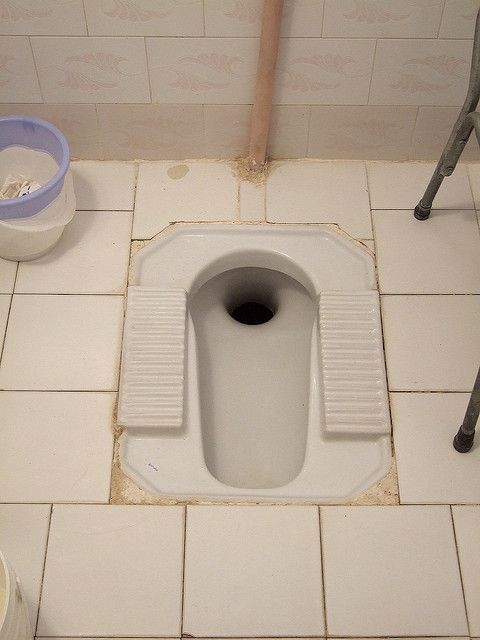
0 103 100 158
323 0 444 38
269 105 310 158
147 37 258 104
84 0 204 36
308 105 417 160
31 36 150 103
370 39 473 106
0 35 41 101
411 106 480 160
275 38 375 105
97 104 204 160
204 0 324 37
0 0 86 35
439 0 480 38
204 104 250 158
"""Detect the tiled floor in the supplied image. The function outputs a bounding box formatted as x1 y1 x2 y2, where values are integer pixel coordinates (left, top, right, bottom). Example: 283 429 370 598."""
1 159 480 638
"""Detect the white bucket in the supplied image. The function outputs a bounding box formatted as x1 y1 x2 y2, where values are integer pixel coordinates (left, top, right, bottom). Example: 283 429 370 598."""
0 169 76 261
0 550 32 640
0 116 76 261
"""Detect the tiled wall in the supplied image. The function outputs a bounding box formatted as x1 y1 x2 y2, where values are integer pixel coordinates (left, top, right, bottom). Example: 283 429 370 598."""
1 0 480 160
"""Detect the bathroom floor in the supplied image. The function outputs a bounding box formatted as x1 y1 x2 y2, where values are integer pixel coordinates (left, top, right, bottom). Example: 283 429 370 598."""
1 158 480 639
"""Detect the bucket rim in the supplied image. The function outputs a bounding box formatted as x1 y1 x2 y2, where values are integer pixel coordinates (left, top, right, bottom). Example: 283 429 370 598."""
0 116 70 215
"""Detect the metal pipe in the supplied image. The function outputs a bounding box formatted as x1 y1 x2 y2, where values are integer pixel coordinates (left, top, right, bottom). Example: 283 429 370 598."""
248 0 284 171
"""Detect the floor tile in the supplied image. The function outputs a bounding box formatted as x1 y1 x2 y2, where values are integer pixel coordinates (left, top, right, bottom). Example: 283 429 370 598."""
37 505 184 637
71 161 137 211
467 164 480 208
381 295 480 391
15 211 132 294
0 504 50 628
0 392 114 502
0 294 10 354
266 161 372 238
239 180 265 221
392 392 480 504
367 162 474 210
321 506 468 636
373 209 480 293
0 295 124 390
183 506 324 637
133 161 238 239
0 257 17 293
452 506 480 637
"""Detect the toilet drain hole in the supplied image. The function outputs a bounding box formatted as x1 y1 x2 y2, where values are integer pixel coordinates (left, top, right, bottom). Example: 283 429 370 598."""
229 301 274 325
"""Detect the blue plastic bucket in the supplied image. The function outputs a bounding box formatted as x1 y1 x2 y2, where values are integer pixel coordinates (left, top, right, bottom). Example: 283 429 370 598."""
0 116 70 221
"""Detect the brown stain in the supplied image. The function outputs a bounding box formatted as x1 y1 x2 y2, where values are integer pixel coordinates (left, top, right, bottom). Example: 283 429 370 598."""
167 164 189 180
234 156 267 185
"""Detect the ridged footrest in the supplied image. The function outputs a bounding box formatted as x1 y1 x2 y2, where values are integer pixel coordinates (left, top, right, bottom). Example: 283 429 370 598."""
118 287 187 430
319 291 390 436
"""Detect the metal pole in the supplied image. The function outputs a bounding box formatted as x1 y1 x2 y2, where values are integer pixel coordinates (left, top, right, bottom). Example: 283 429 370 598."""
248 0 284 171
453 366 480 452
414 7 480 220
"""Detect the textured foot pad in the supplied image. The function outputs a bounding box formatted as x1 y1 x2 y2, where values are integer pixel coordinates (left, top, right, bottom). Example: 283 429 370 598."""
118 287 187 430
319 291 390 436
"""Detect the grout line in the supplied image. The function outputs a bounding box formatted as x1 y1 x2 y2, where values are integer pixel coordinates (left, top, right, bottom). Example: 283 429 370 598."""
34 503 53 636
305 105 313 157
180 505 188 636
143 37 153 103
407 106 420 160
318 507 329 637
365 39 378 104
436 0 448 38
0 263 18 366
27 36 45 103
450 505 472 636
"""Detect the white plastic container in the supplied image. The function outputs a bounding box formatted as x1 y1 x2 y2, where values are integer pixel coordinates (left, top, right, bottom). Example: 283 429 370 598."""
0 116 76 261
0 550 32 640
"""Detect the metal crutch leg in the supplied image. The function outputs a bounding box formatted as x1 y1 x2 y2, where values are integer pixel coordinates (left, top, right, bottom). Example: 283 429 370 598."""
453 366 480 452
414 7 480 220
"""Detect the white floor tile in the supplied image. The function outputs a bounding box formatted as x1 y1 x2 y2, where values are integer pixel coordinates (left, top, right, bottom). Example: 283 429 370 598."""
15 211 132 294
183 506 324 637
0 504 50 628
373 209 480 293
239 181 265 221
0 257 17 293
321 506 468 636
0 295 124 390
392 392 480 504
37 505 184 637
0 294 10 354
381 295 480 391
133 161 238 239
368 162 474 210
71 161 136 211
452 506 480 637
266 161 372 238
467 164 480 208
0 392 114 502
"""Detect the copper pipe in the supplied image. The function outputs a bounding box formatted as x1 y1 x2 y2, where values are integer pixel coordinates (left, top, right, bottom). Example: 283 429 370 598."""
248 0 284 171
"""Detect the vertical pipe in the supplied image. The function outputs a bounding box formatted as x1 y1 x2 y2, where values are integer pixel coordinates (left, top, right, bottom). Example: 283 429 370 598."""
248 0 284 171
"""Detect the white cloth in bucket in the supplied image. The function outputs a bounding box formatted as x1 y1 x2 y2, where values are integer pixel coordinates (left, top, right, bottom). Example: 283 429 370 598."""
0 175 41 199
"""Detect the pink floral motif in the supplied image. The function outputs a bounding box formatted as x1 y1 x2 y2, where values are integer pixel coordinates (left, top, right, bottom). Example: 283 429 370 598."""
58 69 117 90
224 0 262 23
179 52 241 74
389 72 449 93
103 0 171 22
0 54 13 84
282 71 340 92
0 0 52 21
169 71 229 91
291 54 355 75
403 55 466 77
64 52 128 75
343 0 409 24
